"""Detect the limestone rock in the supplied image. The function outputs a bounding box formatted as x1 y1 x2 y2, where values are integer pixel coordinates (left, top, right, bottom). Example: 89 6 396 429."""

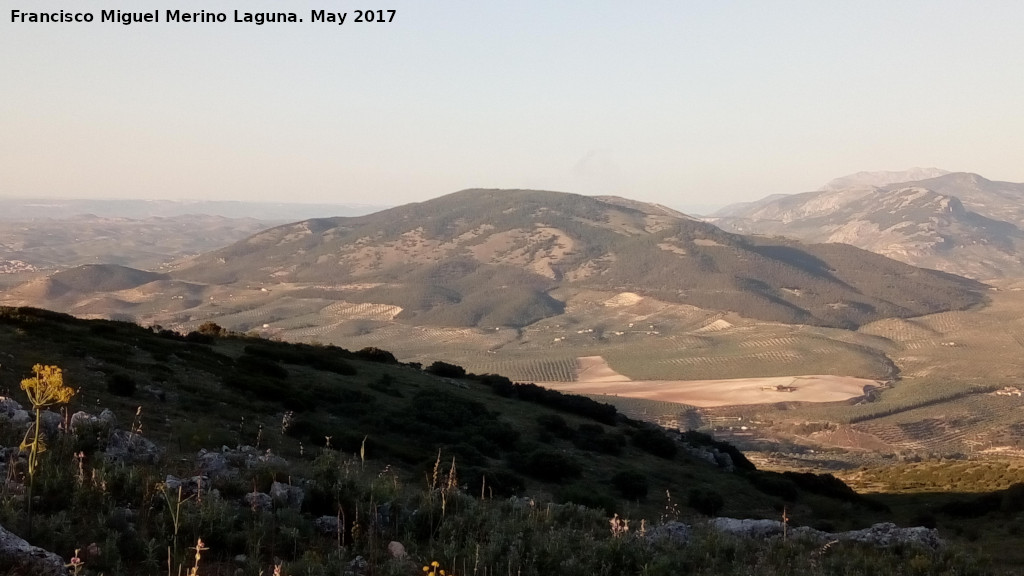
197 449 230 477
270 481 304 509
70 411 114 440
0 397 30 427
837 522 942 549
314 515 340 534
38 410 63 439
164 475 210 498
104 429 162 464
244 491 272 511
0 522 69 576
387 541 407 559
707 517 942 549
648 521 691 543
98 409 117 428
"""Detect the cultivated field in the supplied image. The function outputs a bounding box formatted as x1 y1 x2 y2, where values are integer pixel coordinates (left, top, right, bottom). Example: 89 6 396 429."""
539 356 877 407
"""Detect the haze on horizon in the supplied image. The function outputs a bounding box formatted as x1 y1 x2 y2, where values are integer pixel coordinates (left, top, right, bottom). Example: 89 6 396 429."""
3 1 1024 214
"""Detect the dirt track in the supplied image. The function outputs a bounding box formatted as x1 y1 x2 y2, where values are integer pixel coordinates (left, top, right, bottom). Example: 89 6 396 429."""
541 356 877 407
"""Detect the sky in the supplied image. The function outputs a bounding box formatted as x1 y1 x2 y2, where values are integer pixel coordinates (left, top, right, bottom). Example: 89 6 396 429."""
3 1 1024 214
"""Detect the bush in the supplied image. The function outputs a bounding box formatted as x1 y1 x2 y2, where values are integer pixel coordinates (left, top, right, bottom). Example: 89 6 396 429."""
688 488 724 516
631 427 677 459
243 343 357 375
536 414 574 439
184 331 214 344
197 321 226 337
512 449 582 482
355 347 397 364
573 424 624 455
611 470 649 500
1002 483 1024 513
558 483 617 515
939 493 1001 518
748 472 798 502
483 378 618 424
106 373 137 397
236 354 289 379
425 361 467 379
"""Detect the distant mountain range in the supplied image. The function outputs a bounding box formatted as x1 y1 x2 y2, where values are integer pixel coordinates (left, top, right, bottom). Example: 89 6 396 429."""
0 188 988 340
0 214 274 272
0 197 385 221
708 171 1024 279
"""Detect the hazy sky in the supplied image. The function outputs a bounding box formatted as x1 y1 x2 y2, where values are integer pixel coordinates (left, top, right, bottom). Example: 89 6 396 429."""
3 1 1024 213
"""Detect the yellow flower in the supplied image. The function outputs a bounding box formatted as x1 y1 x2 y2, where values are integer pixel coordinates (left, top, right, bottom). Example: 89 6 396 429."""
20 364 74 409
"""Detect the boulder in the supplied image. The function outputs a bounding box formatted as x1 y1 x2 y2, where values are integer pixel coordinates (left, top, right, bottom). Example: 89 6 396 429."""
707 517 941 549
164 475 210 498
104 430 162 464
247 450 288 470
387 541 407 559
270 481 304 509
98 409 117 428
0 397 30 427
244 492 272 512
220 445 288 470
0 522 69 576
710 517 788 539
648 521 691 543
836 523 942 549
314 515 340 534
70 411 114 440
38 410 63 439
196 449 230 477
348 555 368 575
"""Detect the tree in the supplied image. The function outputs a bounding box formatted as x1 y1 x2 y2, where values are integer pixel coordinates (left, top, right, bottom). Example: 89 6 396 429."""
196 321 226 337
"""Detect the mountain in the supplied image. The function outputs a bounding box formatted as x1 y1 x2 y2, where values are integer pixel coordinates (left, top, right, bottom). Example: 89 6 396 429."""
166 189 983 330
819 168 950 192
709 172 1024 279
882 172 1024 224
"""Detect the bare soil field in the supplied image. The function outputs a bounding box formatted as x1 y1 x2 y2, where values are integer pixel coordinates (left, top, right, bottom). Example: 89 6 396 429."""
541 356 878 407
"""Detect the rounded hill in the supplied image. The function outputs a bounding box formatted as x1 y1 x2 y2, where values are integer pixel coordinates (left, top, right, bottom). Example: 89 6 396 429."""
170 189 986 329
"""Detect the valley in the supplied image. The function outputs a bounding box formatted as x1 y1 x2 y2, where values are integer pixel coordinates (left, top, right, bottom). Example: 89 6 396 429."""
1 186 1019 477
4 184 1024 572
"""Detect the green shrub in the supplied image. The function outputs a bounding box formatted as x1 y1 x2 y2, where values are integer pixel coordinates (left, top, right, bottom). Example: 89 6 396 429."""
631 427 677 459
558 482 617 515
425 361 467 378
688 488 724 516
355 347 397 364
749 472 799 502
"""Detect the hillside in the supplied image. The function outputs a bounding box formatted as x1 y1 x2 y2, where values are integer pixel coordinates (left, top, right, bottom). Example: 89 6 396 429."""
168 188 984 330
0 306 983 575
710 172 1024 279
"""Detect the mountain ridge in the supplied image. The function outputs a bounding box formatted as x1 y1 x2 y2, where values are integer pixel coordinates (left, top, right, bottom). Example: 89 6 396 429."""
162 188 984 330
709 171 1024 279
